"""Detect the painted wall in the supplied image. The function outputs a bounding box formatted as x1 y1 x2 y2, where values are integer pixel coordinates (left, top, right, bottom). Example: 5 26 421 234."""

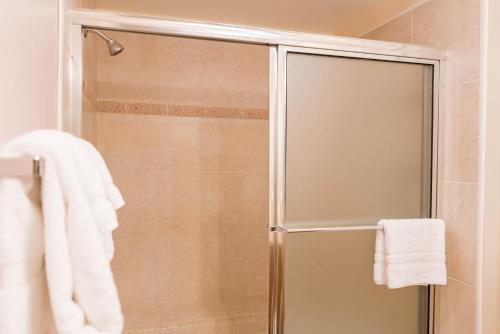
0 0 59 143
363 0 480 333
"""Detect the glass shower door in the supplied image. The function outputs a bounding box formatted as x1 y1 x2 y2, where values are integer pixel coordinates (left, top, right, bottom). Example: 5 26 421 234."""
274 47 436 334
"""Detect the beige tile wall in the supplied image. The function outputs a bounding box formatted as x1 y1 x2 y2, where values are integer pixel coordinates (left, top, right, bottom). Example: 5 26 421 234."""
95 31 269 110
83 32 269 333
105 115 269 333
363 0 480 332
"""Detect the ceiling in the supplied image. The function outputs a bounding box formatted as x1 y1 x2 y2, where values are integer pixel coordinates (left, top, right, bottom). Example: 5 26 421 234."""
92 0 427 37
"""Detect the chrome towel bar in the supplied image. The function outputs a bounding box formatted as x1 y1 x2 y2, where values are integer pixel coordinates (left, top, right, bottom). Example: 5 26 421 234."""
0 157 44 178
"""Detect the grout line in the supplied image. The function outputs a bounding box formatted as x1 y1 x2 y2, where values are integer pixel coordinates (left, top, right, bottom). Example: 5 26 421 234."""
221 150 226 238
123 311 268 334
410 11 414 44
440 180 478 185
110 169 269 174
114 233 269 242
153 161 161 292
441 79 481 89
447 275 477 289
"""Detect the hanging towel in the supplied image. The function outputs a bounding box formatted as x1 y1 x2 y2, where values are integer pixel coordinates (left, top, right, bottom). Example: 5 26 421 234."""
0 171 54 334
79 140 124 260
0 130 124 334
374 218 447 289
0 270 54 334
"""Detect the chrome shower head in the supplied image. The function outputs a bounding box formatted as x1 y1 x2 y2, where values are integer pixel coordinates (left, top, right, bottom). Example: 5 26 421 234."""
84 28 124 56
106 39 125 56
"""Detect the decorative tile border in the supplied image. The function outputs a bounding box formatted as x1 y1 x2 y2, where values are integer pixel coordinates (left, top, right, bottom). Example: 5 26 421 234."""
98 100 268 120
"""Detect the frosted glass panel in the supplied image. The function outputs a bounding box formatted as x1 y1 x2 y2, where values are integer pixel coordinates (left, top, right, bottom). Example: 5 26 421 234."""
284 231 425 334
283 53 433 333
285 53 432 225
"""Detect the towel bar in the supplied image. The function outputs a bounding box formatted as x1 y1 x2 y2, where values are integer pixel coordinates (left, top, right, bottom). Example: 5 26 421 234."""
0 157 44 178
276 224 381 233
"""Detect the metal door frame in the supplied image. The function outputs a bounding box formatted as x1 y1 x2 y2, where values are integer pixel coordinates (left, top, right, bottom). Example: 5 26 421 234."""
269 45 441 334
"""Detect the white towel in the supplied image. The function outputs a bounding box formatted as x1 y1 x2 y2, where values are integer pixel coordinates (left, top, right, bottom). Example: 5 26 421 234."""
0 270 54 334
374 218 447 289
0 130 124 334
0 172 54 333
79 140 124 260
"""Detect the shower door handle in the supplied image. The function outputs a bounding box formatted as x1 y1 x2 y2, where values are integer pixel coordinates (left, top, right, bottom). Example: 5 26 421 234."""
275 224 381 234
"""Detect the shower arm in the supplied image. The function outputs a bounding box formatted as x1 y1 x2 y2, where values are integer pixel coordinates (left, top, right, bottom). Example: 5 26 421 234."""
83 28 124 56
84 28 112 43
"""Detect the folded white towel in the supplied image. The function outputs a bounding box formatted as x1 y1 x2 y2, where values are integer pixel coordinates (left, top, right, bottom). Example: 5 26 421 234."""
374 218 447 289
0 130 124 334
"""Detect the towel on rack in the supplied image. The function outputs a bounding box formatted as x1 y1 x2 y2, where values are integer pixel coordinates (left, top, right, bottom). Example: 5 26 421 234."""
0 169 54 333
0 130 124 334
374 219 447 289
71 139 124 260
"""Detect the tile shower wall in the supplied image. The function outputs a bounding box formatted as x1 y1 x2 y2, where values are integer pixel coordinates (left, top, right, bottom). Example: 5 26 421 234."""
363 0 480 333
83 31 269 333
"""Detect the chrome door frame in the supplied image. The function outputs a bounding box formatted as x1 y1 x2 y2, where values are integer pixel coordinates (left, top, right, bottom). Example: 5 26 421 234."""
70 9 445 59
270 45 441 334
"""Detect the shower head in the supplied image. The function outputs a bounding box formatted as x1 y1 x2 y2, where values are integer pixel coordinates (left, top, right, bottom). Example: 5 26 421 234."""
106 39 125 56
84 28 124 56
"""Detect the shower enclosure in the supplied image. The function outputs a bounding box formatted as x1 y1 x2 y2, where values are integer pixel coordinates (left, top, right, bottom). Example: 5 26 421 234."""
70 10 443 334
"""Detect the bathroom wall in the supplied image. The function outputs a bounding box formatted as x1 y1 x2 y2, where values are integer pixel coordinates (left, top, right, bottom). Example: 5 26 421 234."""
83 31 269 333
0 0 59 143
363 0 480 333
